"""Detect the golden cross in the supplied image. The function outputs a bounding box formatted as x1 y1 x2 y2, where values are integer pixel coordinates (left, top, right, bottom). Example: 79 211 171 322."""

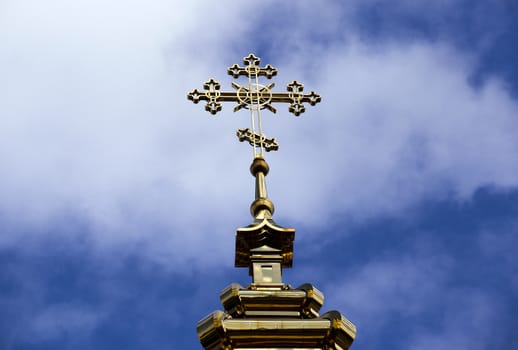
188 53 321 157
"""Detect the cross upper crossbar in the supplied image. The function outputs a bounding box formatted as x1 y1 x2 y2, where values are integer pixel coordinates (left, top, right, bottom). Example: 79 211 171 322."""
187 54 321 116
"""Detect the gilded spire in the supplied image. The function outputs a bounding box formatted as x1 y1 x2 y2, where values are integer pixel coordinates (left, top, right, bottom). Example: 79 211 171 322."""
188 54 356 350
187 53 323 275
187 53 322 275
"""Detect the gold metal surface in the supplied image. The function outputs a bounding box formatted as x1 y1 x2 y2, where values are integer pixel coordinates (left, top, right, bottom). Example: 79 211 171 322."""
246 156 276 221
237 128 279 152
198 281 355 350
235 217 295 269
190 54 356 349
198 315 356 350
220 283 324 319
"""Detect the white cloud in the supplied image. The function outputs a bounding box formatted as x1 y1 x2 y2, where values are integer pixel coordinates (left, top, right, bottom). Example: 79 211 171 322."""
0 0 266 255
407 292 499 350
1 1 518 269
28 303 104 342
269 42 518 225
320 236 503 350
323 245 451 321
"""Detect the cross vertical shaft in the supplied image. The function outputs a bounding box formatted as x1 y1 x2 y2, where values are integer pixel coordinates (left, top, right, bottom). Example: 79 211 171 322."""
247 60 266 158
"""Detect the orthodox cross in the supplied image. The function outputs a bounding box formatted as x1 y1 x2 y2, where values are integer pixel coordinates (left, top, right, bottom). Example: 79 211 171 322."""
188 53 321 158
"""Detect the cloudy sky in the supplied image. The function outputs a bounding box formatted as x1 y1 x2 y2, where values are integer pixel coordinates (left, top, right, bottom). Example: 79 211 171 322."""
2 0 518 349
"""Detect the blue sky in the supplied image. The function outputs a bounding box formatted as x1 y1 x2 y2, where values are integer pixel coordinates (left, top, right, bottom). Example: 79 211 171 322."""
1 1 518 349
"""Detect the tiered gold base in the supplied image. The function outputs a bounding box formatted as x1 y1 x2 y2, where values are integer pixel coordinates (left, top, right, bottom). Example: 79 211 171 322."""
197 283 356 350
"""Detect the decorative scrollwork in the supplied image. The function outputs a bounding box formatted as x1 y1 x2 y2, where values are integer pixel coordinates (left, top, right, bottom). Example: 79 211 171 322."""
187 54 321 117
236 128 279 152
